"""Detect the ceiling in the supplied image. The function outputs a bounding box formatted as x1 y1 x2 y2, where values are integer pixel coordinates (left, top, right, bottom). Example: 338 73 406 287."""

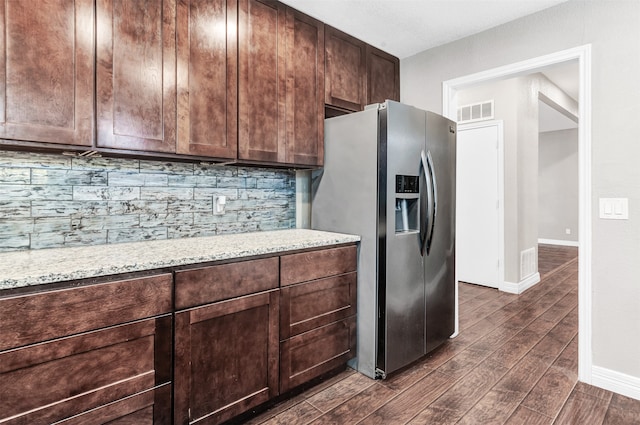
281 0 579 129
279 0 570 59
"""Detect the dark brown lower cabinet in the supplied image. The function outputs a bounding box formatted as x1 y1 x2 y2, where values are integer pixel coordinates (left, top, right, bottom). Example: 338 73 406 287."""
174 290 280 425
53 384 171 425
0 315 172 424
279 246 358 393
280 316 356 393
0 244 358 424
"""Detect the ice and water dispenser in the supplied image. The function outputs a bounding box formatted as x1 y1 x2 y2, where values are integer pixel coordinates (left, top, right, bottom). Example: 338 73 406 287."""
395 175 419 233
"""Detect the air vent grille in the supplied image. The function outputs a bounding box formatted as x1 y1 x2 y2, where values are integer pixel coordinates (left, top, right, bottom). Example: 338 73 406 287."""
457 100 494 123
520 247 537 280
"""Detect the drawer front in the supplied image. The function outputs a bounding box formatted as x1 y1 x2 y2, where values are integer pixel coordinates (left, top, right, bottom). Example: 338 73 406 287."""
280 272 356 339
280 316 356 393
175 257 279 309
280 244 357 286
0 316 171 424
0 273 172 351
56 384 171 425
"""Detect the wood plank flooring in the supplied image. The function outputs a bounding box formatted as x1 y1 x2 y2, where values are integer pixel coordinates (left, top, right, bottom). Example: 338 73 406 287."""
238 245 640 424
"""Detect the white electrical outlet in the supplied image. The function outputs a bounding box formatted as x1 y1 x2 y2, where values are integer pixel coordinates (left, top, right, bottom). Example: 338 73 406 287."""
565 228 571 235
214 195 226 215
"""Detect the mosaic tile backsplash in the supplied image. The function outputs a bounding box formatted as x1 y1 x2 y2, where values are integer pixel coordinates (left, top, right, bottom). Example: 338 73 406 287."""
0 150 296 252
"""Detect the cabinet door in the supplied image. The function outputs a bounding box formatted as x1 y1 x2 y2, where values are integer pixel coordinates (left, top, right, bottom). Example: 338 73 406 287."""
238 0 286 163
175 290 279 425
96 0 177 153
176 0 237 159
283 8 324 166
0 316 172 424
325 26 366 112
0 0 93 146
366 45 400 105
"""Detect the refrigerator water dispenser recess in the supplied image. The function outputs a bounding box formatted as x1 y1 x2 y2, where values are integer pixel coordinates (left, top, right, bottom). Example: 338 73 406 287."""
395 175 419 233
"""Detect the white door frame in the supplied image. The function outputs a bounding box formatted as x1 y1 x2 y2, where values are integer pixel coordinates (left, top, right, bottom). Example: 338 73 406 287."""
442 44 592 383
457 120 505 292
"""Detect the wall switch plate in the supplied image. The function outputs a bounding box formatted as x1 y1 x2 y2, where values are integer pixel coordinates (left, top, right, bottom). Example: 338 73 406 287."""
599 198 628 220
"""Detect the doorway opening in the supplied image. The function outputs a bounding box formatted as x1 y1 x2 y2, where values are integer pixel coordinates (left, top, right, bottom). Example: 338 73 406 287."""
443 45 592 383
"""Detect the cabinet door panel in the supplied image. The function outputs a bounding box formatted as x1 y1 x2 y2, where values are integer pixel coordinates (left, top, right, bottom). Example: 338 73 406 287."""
177 0 237 158
325 26 366 112
284 9 324 166
280 272 356 339
97 0 177 152
367 45 400 105
280 316 356 393
0 273 172 351
174 290 279 425
0 0 93 146
0 317 171 424
238 0 285 163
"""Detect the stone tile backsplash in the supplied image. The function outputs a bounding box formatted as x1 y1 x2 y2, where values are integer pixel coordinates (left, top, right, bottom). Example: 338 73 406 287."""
0 150 296 252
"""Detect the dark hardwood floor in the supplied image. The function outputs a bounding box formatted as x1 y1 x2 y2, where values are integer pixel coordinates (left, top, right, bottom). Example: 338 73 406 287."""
239 245 640 424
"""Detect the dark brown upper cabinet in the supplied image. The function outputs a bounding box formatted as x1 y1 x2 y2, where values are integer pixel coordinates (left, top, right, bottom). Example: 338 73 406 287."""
238 0 324 167
366 45 400 105
176 0 238 159
238 0 285 163
0 0 94 146
324 26 367 112
324 28 399 114
283 8 325 166
96 0 177 153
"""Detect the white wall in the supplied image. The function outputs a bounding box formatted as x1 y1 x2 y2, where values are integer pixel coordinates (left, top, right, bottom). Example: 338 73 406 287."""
401 0 640 382
539 129 579 243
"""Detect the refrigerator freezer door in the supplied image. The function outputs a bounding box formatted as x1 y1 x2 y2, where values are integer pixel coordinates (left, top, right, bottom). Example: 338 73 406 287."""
424 112 456 353
378 101 427 375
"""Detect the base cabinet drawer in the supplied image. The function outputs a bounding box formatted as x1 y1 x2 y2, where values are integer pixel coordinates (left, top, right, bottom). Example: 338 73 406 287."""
280 245 357 286
54 384 171 425
0 316 172 424
0 273 173 351
280 316 356 393
280 272 356 339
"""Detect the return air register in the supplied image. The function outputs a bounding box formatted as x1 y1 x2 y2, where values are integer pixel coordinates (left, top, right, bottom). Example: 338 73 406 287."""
457 100 494 123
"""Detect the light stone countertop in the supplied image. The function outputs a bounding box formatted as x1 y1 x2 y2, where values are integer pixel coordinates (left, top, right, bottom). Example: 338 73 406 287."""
0 229 360 291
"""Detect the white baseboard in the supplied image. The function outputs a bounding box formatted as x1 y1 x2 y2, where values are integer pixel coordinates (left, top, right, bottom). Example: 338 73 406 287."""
500 272 541 294
591 365 640 401
538 238 579 247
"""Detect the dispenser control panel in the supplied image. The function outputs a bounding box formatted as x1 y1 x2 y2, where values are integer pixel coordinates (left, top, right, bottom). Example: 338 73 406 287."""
396 175 419 194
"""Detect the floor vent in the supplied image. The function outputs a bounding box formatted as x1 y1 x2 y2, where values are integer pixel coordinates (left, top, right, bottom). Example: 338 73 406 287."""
457 100 494 123
520 247 537 280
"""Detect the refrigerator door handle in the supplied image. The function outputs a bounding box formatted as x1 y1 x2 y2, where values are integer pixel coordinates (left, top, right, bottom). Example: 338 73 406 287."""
425 150 438 255
420 150 432 256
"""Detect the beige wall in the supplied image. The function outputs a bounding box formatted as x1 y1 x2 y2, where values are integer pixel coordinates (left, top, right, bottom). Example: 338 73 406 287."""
458 73 578 282
539 129 579 242
401 0 640 379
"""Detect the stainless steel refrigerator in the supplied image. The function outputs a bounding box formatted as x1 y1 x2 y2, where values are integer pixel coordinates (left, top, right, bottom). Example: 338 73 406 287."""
311 100 456 379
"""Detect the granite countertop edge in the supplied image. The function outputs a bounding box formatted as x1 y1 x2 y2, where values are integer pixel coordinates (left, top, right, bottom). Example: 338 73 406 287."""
0 229 360 291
